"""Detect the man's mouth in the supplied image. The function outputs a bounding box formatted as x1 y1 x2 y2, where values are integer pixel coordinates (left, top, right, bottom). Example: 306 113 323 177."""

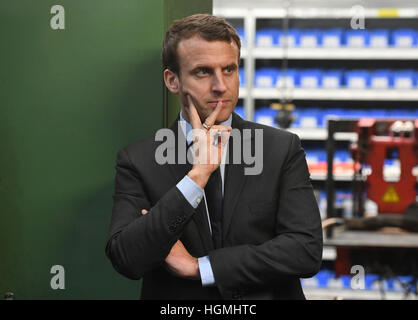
207 100 229 108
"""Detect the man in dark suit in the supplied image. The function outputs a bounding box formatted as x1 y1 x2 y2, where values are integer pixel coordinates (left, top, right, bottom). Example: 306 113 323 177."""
106 14 323 300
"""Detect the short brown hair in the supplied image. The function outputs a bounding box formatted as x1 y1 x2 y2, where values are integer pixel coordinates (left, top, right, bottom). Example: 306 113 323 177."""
162 14 241 75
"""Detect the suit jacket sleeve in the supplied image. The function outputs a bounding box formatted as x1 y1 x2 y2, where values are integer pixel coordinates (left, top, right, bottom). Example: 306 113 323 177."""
209 133 323 293
105 147 195 280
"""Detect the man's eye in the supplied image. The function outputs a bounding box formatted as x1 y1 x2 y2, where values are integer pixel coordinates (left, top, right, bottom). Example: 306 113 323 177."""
197 69 208 75
225 66 235 73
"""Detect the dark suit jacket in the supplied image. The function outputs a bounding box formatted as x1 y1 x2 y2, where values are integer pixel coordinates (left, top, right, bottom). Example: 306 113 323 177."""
105 112 323 300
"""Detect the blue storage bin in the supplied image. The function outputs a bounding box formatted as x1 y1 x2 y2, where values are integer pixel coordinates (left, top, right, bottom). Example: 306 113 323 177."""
301 276 318 288
415 71 418 88
344 108 368 119
323 107 344 118
369 29 390 48
414 71 418 88
370 109 388 118
342 189 353 218
316 270 333 288
299 107 321 128
321 28 343 48
336 189 352 220
340 275 352 289
304 149 318 163
392 276 414 292
393 70 415 89
345 29 369 47
317 108 327 128
254 67 279 88
255 28 279 47
388 109 412 118
291 108 302 127
299 29 321 47
276 68 298 88
392 29 417 48
235 27 246 46
307 149 325 163
254 107 277 127
317 150 327 163
335 190 346 207
234 106 245 119
345 70 370 89
322 108 345 127
365 274 379 290
318 190 327 219
387 109 400 118
320 190 327 202
334 149 345 162
334 151 349 163
316 108 325 128
385 278 395 291
299 69 322 88
328 277 344 290
370 69 392 89
322 69 344 88
316 108 328 128
277 29 300 47
238 68 245 87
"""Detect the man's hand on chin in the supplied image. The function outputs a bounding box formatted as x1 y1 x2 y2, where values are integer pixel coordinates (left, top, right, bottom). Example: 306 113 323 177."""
141 209 200 280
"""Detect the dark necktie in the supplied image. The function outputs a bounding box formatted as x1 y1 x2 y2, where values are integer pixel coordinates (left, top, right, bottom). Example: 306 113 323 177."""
204 168 223 249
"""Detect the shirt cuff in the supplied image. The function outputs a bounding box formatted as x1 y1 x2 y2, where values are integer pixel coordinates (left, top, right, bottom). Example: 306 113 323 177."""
198 256 216 287
176 175 204 209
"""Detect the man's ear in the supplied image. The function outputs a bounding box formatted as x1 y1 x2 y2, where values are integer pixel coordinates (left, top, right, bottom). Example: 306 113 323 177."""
164 69 179 94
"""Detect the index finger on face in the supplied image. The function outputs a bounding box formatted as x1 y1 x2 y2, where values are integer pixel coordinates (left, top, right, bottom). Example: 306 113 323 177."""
187 95 202 130
204 100 222 127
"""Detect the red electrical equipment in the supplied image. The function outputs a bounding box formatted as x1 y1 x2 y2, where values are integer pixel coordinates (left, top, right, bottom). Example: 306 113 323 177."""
351 119 418 215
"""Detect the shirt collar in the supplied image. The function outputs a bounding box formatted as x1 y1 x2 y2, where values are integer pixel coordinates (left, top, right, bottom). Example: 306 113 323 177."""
179 110 232 145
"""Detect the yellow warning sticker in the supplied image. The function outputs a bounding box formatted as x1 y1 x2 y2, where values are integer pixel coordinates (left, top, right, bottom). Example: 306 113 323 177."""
382 186 400 202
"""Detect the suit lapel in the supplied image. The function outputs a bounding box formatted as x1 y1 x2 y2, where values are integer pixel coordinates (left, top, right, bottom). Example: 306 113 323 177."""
166 116 192 183
222 113 252 240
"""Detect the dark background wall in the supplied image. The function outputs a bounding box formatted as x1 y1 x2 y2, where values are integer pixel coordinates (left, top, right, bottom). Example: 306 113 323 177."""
0 0 211 299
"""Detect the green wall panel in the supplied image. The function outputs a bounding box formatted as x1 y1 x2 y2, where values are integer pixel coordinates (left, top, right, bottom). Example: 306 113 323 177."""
0 0 211 299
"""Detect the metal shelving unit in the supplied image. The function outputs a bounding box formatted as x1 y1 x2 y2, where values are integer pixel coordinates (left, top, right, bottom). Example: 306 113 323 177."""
287 128 357 141
250 47 418 60
215 0 418 183
303 287 418 300
214 0 418 122
241 88 418 101
214 2 418 296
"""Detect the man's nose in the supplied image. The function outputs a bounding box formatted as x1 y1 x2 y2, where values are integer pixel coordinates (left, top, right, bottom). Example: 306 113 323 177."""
211 72 227 94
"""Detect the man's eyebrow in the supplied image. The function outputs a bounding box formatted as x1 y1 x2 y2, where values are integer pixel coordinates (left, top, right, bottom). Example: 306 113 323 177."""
192 65 212 70
225 63 238 69
190 62 238 73
189 65 213 74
